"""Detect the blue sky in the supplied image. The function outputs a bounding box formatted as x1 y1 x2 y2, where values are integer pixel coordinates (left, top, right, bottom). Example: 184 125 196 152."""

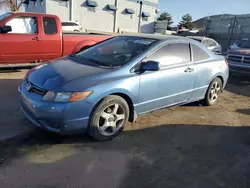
159 0 250 25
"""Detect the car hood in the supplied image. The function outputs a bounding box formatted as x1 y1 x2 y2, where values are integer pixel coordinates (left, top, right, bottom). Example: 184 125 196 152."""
228 48 250 56
27 57 111 90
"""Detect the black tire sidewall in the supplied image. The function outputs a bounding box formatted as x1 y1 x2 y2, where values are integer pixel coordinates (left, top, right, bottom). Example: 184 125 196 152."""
88 95 129 141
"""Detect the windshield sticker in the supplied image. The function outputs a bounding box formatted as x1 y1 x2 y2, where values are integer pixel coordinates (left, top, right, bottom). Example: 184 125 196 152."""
134 40 156 45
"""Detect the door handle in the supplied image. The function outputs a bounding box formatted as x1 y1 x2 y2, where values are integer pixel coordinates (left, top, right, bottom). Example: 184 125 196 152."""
32 37 41 41
184 67 194 73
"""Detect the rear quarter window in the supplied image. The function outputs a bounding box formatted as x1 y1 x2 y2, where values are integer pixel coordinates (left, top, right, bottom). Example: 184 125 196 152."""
192 44 210 61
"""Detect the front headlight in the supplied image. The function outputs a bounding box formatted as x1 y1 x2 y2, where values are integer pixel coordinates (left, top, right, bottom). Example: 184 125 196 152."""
43 91 93 102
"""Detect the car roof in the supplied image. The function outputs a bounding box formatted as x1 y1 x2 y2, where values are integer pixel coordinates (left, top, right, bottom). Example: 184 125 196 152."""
11 12 57 17
187 36 214 41
116 33 193 42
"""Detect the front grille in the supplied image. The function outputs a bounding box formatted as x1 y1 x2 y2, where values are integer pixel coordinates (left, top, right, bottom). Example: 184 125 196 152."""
30 85 46 95
228 55 243 62
27 81 46 95
229 65 250 73
243 57 250 64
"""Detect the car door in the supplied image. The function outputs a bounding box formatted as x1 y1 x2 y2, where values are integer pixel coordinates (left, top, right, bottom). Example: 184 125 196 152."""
0 15 42 64
137 42 196 114
38 16 62 61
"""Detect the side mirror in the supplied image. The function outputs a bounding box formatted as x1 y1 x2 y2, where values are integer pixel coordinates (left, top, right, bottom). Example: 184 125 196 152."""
0 25 12 33
141 61 160 71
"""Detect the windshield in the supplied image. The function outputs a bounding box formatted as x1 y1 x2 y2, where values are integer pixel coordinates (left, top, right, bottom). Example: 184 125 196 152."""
240 40 250 48
70 36 158 67
0 12 12 22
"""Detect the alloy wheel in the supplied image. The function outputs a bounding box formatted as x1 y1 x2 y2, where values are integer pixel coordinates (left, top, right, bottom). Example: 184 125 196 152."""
209 81 222 103
98 103 126 136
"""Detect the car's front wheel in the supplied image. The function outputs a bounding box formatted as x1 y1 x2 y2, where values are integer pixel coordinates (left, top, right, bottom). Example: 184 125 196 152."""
88 95 129 141
202 77 223 106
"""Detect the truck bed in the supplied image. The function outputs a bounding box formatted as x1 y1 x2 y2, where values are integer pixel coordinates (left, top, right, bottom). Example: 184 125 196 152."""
62 33 113 56
63 31 115 36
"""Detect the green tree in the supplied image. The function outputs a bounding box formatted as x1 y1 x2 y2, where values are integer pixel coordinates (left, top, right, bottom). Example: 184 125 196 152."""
179 13 194 29
157 12 173 30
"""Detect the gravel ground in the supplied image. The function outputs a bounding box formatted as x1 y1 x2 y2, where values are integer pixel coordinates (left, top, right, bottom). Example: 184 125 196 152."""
0 69 250 188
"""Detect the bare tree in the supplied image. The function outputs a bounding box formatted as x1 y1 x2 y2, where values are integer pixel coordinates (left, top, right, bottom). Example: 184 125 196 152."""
0 0 25 12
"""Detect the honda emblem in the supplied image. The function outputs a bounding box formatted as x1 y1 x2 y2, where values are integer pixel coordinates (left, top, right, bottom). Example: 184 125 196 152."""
26 83 32 92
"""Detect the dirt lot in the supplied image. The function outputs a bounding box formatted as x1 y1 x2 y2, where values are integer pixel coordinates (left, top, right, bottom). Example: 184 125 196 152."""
0 69 250 188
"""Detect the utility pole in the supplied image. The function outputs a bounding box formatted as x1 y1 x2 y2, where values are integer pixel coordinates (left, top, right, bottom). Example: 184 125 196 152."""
70 0 73 21
137 0 143 33
113 0 118 32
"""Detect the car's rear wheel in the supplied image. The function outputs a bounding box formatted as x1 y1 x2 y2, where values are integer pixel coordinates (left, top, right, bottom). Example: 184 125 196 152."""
202 77 223 106
88 95 129 141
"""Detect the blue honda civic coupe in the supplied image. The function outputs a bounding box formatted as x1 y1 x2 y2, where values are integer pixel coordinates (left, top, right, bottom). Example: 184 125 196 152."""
19 34 229 141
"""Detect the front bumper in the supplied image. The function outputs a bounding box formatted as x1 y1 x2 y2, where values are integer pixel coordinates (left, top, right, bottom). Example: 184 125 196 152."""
19 80 95 134
229 62 250 75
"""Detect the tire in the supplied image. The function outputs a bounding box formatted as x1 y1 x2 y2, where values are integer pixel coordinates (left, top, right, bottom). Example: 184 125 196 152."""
88 95 129 141
202 77 223 106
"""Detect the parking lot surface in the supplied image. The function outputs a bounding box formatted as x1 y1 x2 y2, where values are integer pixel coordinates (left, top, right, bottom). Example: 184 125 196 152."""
0 69 250 188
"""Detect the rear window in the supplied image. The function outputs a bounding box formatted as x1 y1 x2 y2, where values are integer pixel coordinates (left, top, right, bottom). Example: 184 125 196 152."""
43 17 57 34
203 39 217 47
241 40 250 48
192 44 210 61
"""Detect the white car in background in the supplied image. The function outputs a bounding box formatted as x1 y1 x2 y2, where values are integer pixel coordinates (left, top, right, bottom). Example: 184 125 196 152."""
187 36 222 54
61 21 83 32
189 28 199 33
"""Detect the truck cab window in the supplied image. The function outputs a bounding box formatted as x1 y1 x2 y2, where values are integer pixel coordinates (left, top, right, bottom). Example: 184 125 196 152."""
43 17 57 34
5 17 37 34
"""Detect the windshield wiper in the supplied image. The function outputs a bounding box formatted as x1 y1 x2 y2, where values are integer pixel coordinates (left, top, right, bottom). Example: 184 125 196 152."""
85 58 113 68
68 55 114 68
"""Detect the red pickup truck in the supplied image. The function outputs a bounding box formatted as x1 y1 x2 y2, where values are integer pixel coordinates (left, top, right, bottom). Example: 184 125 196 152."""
0 12 113 67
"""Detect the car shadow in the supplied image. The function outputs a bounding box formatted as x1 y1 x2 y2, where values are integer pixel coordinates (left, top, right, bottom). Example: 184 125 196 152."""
226 75 250 97
1 124 250 187
237 108 250 116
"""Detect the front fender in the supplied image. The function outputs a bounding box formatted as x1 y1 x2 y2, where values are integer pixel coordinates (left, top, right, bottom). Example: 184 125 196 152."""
87 88 138 105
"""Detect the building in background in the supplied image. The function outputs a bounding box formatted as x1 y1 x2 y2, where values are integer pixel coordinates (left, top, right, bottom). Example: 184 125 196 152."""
25 0 159 33
191 14 250 51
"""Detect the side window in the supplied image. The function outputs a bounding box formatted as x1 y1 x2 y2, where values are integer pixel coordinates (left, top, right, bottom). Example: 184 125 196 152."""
73 23 79 26
146 43 191 68
5 17 37 34
43 17 57 34
192 44 210 62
